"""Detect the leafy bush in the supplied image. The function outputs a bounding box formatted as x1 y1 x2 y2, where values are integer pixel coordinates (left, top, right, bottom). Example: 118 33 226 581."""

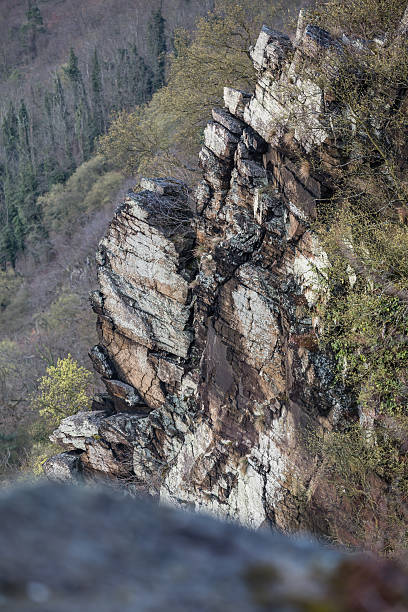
39 155 122 234
310 0 406 39
316 209 408 416
34 354 93 428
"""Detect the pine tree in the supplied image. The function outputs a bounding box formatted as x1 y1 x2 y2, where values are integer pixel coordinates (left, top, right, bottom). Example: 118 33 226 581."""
90 49 105 140
44 91 56 152
1 105 20 265
2 104 19 171
147 7 166 91
131 46 153 104
64 48 81 89
64 48 92 162
24 0 45 60
17 100 30 158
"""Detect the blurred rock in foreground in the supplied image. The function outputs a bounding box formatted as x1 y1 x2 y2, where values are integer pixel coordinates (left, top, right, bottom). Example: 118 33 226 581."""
0 482 407 611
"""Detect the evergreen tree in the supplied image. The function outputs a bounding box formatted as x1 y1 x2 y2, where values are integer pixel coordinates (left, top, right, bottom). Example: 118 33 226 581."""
90 49 105 140
147 7 166 90
44 91 56 152
1 105 20 265
0 32 159 266
64 48 81 89
64 48 92 162
17 100 30 158
131 46 153 104
24 0 45 60
2 104 19 171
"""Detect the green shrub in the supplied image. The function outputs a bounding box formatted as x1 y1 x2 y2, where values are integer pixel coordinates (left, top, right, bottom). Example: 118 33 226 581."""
294 0 408 554
34 354 93 429
310 0 406 39
39 155 122 233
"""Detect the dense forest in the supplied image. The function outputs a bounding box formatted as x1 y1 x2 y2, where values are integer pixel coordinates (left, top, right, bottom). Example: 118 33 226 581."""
0 0 216 266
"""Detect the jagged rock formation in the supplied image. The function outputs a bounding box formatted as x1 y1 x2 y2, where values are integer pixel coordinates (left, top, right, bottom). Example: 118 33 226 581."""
46 15 356 530
2 482 408 612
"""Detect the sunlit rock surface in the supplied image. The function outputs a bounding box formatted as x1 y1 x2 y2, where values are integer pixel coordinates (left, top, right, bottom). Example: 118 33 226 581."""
46 14 355 532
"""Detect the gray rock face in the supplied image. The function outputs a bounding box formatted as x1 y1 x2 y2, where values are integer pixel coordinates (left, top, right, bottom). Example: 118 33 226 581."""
204 121 241 160
224 87 252 120
103 379 147 411
95 188 195 410
250 25 293 73
43 452 83 482
89 344 116 379
46 14 354 534
1 483 407 612
49 411 108 451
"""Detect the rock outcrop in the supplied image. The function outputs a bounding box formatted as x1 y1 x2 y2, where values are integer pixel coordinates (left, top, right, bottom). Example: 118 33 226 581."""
1 482 408 612
46 15 355 531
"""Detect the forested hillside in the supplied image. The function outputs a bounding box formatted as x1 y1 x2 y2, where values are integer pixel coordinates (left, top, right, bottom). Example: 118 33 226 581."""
0 0 214 266
0 0 215 476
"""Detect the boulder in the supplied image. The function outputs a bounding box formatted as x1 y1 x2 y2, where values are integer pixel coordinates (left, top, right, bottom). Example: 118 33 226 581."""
49 411 108 451
223 87 252 120
42 452 83 482
0 483 407 612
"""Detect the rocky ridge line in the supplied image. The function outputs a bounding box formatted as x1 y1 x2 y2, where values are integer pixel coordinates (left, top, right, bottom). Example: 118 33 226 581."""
45 14 355 532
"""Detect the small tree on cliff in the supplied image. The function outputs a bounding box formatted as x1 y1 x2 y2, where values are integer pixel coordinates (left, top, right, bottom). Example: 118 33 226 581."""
34 354 92 427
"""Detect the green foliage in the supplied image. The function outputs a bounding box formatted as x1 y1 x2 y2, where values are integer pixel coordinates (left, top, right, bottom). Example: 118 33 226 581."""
299 0 408 554
90 49 105 139
63 48 82 84
310 0 406 39
317 211 408 416
34 354 92 427
98 106 168 177
297 0 408 418
0 37 156 265
0 351 93 479
39 155 122 233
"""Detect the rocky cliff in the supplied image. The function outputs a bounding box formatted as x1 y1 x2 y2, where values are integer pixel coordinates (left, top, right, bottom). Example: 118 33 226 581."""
45 14 356 531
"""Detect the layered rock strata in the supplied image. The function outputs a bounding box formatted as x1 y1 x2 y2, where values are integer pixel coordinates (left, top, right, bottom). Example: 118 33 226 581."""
46 16 355 530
